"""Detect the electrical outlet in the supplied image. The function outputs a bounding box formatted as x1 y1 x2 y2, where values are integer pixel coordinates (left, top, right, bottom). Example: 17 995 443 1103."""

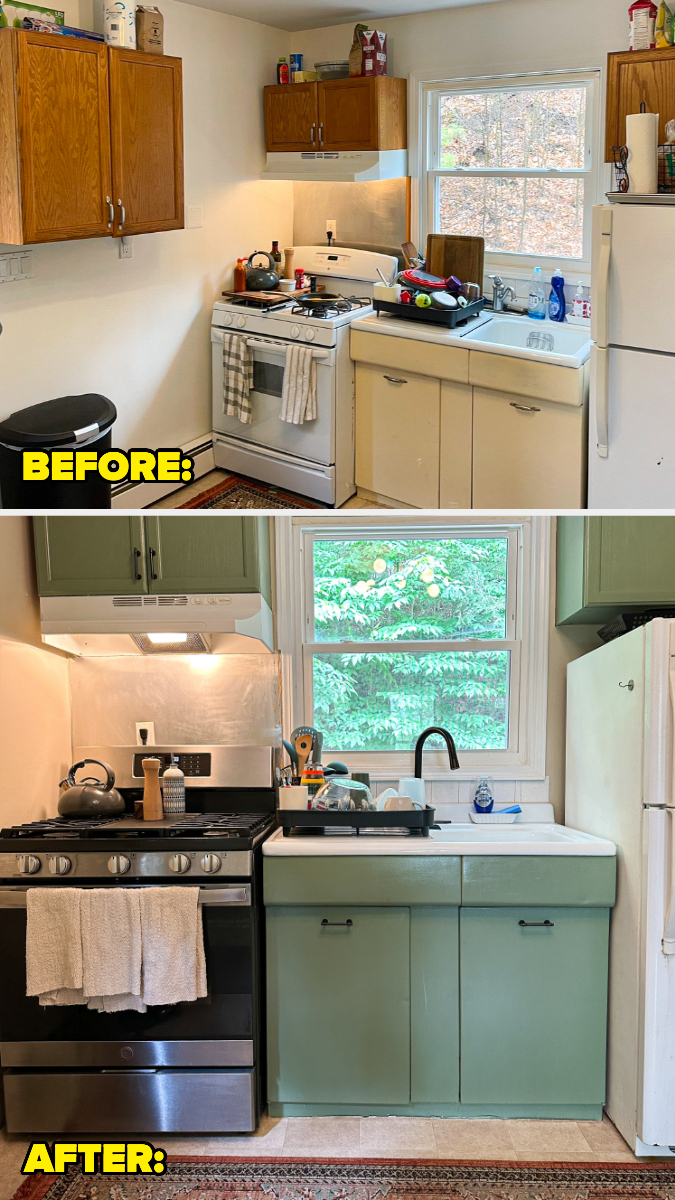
119 237 132 259
186 205 203 229
136 722 155 746
326 220 337 240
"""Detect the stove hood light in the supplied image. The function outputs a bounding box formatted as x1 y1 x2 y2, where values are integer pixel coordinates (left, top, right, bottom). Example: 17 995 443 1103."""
148 632 189 644
131 632 211 655
261 150 408 183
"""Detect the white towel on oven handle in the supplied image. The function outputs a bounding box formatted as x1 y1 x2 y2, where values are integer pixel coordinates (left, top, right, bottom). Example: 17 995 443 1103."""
139 886 207 1006
279 342 317 425
26 888 83 1000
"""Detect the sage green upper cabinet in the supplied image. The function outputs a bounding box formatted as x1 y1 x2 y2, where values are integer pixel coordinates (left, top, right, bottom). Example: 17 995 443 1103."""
33 515 271 599
33 516 147 596
267 906 411 1105
144 517 271 598
460 907 609 1106
557 516 675 624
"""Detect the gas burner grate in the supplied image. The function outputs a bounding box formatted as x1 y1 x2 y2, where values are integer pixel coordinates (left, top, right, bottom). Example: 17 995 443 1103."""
290 294 372 320
0 816 128 838
1 813 275 840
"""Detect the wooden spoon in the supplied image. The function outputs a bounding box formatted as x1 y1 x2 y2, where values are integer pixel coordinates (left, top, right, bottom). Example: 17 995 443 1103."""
295 734 313 779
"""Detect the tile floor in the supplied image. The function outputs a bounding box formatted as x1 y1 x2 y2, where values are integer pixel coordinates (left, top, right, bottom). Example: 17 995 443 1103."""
0 1113 649 1199
150 469 383 509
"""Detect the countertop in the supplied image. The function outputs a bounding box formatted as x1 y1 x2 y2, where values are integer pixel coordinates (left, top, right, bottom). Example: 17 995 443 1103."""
263 824 616 858
350 310 490 348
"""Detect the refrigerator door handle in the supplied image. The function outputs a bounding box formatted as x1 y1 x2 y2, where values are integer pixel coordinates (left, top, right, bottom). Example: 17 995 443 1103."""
592 205 612 350
592 345 610 458
663 668 675 954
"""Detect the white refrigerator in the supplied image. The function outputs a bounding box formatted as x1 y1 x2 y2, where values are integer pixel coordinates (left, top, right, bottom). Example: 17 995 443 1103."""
566 618 675 1155
589 202 675 508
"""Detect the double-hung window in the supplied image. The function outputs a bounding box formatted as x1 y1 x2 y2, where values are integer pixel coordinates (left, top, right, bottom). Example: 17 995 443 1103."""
276 516 549 780
419 71 599 271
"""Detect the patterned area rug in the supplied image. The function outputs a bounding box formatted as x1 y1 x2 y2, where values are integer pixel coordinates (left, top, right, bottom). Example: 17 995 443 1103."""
178 475 325 509
12 1157 675 1200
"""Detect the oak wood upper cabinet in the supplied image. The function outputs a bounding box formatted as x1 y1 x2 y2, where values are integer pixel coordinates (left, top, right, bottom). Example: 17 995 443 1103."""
605 45 675 161
0 30 113 244
0 28 183 245
264 76 406 154
109 47 183 236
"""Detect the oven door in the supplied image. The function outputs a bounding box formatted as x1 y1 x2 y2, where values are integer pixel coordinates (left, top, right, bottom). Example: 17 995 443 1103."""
0 885 258 1069
211 328 336 466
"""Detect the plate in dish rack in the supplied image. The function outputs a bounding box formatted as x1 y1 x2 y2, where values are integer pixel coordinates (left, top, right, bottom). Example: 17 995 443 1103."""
470 811 518 824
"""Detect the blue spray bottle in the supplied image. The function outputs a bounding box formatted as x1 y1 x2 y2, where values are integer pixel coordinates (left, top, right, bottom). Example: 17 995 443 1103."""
548 268 566 323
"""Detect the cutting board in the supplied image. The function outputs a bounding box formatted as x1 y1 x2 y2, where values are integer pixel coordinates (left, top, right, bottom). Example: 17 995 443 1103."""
426 234 485 289
221 287 321 302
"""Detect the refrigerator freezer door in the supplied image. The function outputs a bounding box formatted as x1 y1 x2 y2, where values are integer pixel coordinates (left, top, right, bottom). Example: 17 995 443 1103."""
602 203 675 354
588 346 675 507
591 205 612 350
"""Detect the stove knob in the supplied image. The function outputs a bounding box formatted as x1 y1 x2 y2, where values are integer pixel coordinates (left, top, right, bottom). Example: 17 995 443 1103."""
48 855 71 876
17 854 40 875
290 325 300 338
221 314 233 327
108 854 131 875
236 315 247 329
168 853 191 874
200 853 221 874
305 328 316 342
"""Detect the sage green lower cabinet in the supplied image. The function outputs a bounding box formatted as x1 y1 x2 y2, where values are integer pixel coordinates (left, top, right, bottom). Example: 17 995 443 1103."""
266 906 411 1104
460 907 609 1106
410 907 459 1104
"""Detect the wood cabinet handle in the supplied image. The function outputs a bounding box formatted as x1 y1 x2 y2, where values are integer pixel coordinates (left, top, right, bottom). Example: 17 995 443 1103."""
321 918 353 927
518 919 554 927
117 198 126 231
383 375 408 385
310 123 316 145
510 402 541 413
105 196 114 228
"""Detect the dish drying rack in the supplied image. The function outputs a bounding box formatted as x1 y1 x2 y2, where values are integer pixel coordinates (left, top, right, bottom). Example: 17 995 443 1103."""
279 806 437 836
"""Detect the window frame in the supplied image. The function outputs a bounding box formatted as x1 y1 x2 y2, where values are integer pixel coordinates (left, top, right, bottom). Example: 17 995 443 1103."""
413 68 602 276
275 514 550 781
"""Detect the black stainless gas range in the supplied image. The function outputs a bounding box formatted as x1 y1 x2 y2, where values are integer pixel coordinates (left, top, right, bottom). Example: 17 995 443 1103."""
0 745 277 1135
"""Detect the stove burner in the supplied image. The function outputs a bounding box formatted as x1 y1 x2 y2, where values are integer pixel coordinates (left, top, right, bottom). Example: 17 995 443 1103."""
290 294 371 320
1 813 274 840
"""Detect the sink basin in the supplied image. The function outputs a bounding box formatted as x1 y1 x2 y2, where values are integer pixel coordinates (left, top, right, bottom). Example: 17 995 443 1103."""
461 316 591 368
263 824 615 857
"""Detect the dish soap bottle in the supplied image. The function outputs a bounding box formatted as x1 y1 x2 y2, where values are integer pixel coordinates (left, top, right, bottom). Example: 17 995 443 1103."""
528 267 546 320
473 777 494 814
548 267 566 323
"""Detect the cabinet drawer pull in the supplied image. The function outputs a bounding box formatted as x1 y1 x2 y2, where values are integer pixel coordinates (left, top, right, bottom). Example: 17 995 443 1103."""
117 199 126 231
510 402 541 413
318 122 324 146
106 195 114 228
149 547 158 580
310 123 316 145
518 919 554 928
321 918 353 927
133 547 142 581
383 375 408 386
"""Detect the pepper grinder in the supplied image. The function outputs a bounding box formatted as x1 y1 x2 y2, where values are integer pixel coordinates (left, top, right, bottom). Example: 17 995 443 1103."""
283 247 295 280
142 757 164 821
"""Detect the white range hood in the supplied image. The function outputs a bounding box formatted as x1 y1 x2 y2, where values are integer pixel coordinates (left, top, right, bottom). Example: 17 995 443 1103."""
262 149 408 183
39 592 274 656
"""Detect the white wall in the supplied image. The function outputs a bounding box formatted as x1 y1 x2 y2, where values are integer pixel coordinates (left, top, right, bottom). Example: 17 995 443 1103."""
0 1 293 450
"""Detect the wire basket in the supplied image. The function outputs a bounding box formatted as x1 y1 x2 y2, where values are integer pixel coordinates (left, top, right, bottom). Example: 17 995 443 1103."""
611 145 629 194
659 145 675 194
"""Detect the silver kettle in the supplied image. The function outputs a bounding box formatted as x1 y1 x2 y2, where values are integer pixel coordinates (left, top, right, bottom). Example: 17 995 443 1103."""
58 759 125 820
245 251 280 291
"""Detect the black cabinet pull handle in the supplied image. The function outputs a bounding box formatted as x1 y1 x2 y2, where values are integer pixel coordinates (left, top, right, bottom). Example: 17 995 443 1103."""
518 919 554 928
149 547 158 580
321 918 353 927
133 548 142 581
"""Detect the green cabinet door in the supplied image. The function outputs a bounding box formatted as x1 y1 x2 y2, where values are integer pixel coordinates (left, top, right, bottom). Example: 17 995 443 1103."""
267 906 411 1104
33 517 147 596
144 516 271 597
557 515 675 624
460 907 609 1105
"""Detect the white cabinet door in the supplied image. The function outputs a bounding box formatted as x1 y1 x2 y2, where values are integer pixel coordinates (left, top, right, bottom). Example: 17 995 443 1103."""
473 387 586 508
440 381 472 508
355 363 440 507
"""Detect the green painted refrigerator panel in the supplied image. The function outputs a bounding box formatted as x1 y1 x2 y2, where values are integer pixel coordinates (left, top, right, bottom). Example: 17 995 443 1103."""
33 516 147 596
144 516 270 597
460 907 609 1105
267 906 411 1105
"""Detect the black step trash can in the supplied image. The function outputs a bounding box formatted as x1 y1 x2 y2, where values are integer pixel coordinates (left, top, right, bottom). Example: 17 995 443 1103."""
0 394 117 508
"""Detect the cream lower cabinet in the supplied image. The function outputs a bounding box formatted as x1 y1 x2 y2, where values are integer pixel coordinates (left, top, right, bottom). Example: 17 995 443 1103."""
354 363 441 508
472 388 587 509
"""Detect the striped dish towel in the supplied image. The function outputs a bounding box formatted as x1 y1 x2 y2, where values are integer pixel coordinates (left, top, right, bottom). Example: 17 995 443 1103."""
279 343 317 425
223 332 253 423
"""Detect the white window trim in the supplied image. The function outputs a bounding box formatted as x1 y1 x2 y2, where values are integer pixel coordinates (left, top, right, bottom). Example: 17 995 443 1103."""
410 67 603 277
275 514 550 782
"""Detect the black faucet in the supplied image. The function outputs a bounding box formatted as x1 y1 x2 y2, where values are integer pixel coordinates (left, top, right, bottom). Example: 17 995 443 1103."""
414 727 460 777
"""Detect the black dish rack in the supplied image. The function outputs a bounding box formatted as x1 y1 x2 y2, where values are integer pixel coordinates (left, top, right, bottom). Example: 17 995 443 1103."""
373 297 485 328
279 805 436 836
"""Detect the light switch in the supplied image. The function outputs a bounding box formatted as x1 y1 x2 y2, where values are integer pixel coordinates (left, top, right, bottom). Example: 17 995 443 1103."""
0 250 32 282
9 257 21 276
186 205 203 229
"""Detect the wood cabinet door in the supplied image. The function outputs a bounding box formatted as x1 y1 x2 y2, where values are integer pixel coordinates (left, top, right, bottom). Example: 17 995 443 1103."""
355 363 440 507
472 387 587 509
13 31 112 243
318 77 377 151
109 48 183 236
266 906 411 1105
605 46 675 161
460 907 609 1105
264 83 317 152
33 516 147 596
144 515 269 595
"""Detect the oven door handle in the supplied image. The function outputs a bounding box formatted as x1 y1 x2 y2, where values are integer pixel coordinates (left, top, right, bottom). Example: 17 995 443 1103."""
245 338 329 359
0 886 250 907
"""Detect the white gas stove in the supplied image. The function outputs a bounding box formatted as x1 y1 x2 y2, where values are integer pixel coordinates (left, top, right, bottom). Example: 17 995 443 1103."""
211 246 398 507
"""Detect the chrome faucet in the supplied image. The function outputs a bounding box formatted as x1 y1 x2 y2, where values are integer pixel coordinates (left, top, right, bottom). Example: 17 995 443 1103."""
490 274 516 312
414 727 460 778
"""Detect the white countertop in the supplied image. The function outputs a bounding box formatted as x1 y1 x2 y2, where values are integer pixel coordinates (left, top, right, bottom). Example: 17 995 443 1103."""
350 310 490 348
263 824 616 857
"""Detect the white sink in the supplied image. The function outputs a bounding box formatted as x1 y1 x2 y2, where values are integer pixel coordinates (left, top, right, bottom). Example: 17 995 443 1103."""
461 316 591 368
263 824 615 857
